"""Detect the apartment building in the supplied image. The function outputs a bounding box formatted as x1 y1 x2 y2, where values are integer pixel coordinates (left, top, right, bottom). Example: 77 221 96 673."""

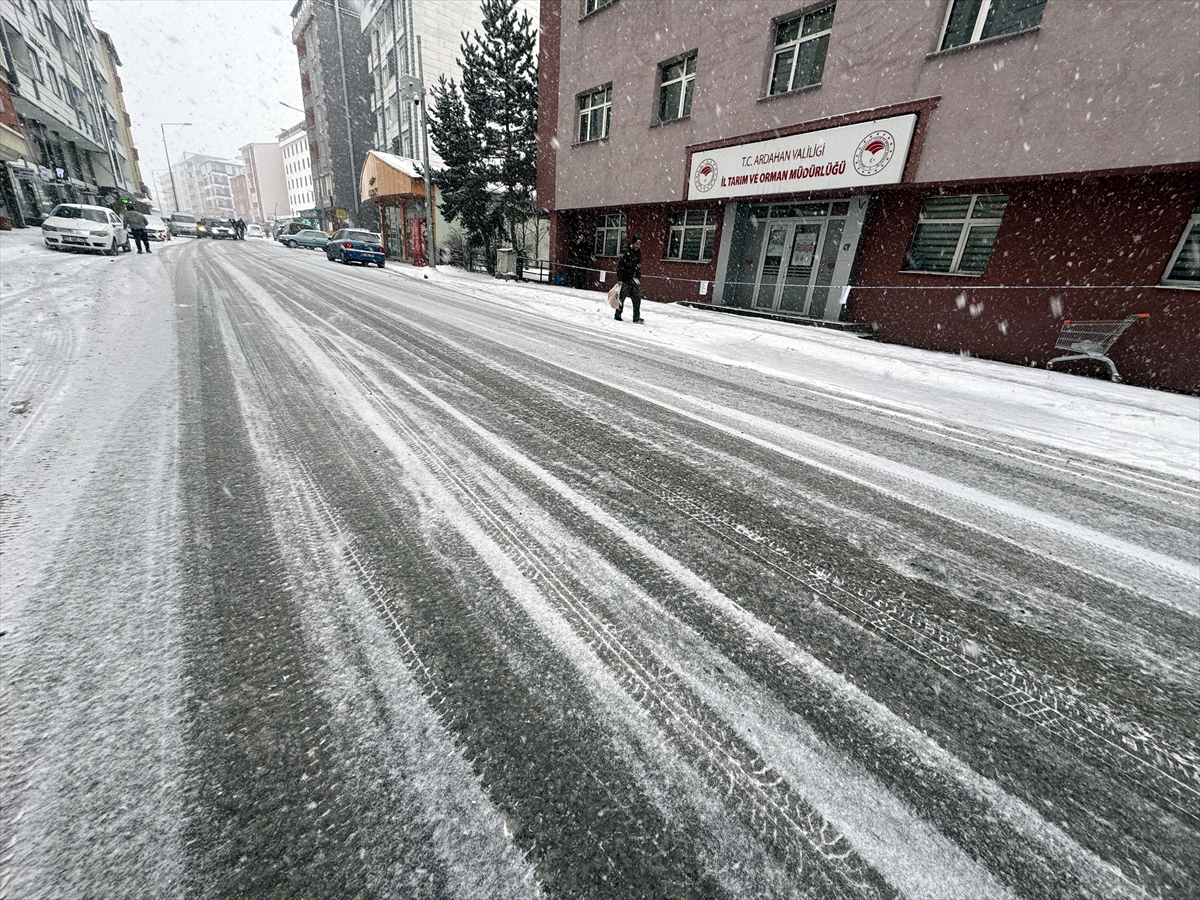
230 172 250 220
153 167 175 214
96 29 144 196
358 0 538 163
172 151 243 219
355 0 538 260
538 0 1199 392
290 0 373 229
0 0 141 224
279 120 316 218
240 140 288 223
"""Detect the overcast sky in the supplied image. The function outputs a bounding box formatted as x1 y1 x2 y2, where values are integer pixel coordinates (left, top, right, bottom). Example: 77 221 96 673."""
89 1 308 200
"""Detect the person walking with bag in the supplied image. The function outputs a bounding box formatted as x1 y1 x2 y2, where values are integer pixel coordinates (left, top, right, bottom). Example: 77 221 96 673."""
123 207 151 254
615 234 644 323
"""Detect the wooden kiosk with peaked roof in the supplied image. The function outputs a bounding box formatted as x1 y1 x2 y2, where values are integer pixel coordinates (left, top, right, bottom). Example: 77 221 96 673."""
359 150 438 262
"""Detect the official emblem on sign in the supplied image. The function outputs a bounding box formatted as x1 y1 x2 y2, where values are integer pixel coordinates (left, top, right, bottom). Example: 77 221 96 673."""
853 131 896 177
694 158 718 193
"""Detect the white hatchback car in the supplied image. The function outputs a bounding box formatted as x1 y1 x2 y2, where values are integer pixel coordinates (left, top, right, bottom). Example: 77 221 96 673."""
41 204 130 255
144 214 172 242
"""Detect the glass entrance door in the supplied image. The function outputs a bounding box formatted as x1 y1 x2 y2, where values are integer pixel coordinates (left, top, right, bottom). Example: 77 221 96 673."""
753 223 790 309
753 220 826 313
779 223 823 313
720 200 859 318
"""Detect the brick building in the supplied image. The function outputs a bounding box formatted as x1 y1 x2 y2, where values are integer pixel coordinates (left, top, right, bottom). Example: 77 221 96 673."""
537 0 1199 392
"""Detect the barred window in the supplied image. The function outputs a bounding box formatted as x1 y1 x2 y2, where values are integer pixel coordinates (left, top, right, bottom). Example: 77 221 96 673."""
940 0 1046 51
594 213 626 258
666 210 717 262
1162 199 1200 287
904 194 1008 275
658 52 696 122
769 4 835 95
577 84 612 143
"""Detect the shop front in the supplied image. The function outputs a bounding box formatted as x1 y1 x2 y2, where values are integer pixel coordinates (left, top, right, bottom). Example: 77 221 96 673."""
359 149 437 263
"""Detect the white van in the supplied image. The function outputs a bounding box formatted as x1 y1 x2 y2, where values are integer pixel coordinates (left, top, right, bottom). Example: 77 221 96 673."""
168 212 197 236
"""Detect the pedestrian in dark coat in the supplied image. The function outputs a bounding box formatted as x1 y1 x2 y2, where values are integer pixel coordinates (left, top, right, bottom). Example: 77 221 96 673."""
570 232 592 289
615 234 644 323
236 218 247 240
123 208 150 253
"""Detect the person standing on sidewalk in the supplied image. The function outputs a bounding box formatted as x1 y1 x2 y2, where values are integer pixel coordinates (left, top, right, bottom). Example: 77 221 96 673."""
123 208 151 254
570 232 592 289
615 235 644 323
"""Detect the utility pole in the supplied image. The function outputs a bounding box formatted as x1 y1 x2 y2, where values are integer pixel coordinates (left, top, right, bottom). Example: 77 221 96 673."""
417 37 434 269
400 39 435 268
161 122 191 214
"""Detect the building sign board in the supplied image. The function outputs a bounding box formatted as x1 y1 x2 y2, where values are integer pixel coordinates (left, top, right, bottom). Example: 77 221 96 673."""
688 114 917 200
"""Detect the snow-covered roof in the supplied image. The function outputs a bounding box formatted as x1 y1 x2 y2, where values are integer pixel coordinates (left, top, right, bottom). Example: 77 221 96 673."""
368 150 422 179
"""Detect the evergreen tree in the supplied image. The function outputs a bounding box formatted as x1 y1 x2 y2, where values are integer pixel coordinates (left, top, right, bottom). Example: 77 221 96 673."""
429 0 538 271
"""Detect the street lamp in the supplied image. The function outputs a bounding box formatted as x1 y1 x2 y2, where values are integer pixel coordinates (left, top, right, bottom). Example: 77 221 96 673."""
161 122 192 214
279 101 304 114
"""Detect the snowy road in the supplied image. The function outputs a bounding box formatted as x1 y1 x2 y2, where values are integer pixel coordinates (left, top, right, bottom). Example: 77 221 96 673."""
2 232 1198 899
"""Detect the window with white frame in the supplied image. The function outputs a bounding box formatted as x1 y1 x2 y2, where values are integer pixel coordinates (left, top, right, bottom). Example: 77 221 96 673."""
577 84 611 143
904 194 1009 274
658 52 696 123
594 213 626 257
1162 199 1200 287
939 0 1047 51
666 209 718 262
769 4 835 95
583 0 615 15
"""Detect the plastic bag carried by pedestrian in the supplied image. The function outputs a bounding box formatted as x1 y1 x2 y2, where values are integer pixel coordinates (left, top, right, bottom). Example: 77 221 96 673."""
607 283 621 309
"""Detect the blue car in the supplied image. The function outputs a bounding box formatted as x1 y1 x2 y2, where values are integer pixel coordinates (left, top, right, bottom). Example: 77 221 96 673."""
282 229 333 250
326 229 386 267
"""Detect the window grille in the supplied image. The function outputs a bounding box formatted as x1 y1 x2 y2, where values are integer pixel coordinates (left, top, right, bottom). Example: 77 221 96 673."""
1162 199 1200 287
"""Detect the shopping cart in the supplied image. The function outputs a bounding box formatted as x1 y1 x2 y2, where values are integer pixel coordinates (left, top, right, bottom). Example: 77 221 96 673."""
1047 313 1148 383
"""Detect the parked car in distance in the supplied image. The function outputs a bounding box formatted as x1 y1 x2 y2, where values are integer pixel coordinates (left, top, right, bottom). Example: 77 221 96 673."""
168 212 197 236
326 229 385 267
275 220 316 240
246 223 264 239
282 229 332 250
41 203 130 255
144 215 171 242
197 217 236 239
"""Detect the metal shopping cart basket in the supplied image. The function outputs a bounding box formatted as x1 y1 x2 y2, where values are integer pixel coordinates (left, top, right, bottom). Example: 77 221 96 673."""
1046 313 1148 383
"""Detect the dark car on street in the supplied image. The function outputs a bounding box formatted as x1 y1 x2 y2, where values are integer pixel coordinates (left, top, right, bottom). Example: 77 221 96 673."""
282 229 332 251
326 229 386 267
197 217 236 239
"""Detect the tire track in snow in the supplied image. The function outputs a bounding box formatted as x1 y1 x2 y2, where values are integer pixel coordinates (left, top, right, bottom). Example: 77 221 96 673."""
217 257 907 897
221 247 1183 896
203 284 543 898
233 256 1153 898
